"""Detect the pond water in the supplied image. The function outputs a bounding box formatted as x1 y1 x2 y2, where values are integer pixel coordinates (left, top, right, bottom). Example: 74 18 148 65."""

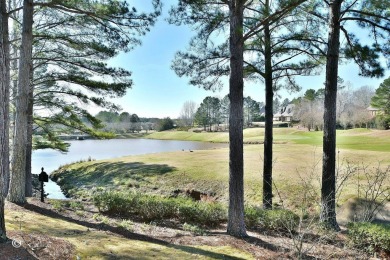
32 139 227 199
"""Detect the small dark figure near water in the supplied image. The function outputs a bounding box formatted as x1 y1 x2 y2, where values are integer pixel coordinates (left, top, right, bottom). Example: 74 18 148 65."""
39 167 49 202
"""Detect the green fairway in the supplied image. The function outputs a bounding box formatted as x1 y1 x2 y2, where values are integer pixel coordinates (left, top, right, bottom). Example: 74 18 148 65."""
147 128 390 152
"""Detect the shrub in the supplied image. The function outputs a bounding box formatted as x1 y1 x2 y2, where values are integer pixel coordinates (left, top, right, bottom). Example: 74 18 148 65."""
264 209 300 231
136 196 177 221
182 223 208 236
278 123 289 128
245 206 299 232
93 214 110 224
244 206 262 228
375 116 390 130
178 201 227 227
93 191 132 215
50 200 68 211
176 126 192 131
50 199 79 211
94 192 303 230
117 219 134 232
70 201 84 210
93 191 227 227
347 222 390 255
157 117 175 131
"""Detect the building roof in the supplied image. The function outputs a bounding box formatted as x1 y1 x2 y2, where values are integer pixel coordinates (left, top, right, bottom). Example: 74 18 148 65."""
273 104 295 119
281 104 295 117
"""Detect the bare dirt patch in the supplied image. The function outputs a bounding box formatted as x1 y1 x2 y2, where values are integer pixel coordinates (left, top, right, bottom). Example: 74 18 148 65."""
0 231 74 260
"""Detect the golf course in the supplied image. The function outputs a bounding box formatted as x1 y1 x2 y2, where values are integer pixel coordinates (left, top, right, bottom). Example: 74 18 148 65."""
4 128 389 259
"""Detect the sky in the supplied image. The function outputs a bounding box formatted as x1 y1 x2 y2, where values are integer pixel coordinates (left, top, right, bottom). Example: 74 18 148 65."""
106 1 389 119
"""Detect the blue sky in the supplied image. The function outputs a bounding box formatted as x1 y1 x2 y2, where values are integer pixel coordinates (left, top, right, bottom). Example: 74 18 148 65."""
107 1 389 118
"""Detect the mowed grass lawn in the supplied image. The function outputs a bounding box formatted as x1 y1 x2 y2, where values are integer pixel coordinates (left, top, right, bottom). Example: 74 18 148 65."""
53 128 390 208
147 127 390 152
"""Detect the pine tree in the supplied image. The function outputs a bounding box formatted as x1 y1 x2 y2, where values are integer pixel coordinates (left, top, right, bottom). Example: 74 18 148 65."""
169 0 248 236
319 0 389 230
8 0 33 204
245 0 323 208
9 0 162 201
31 0 161 146
170 0 312 236
371 77 390 129
0 0 10 242
171 0 319 210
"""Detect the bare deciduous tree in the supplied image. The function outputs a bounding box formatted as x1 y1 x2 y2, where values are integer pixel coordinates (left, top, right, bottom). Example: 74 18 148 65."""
179 100 197 127
294 99 324 131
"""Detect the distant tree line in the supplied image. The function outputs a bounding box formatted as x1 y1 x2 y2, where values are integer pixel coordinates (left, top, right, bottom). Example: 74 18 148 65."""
178 95 265 131
95 111 176 133
293 81 389 131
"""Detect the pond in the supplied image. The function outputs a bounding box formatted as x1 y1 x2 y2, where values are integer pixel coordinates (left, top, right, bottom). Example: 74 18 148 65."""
32 139 227 199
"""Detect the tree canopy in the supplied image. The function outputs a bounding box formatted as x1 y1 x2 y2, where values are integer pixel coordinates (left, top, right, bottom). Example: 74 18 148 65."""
31 0 161 150
371 76 390 129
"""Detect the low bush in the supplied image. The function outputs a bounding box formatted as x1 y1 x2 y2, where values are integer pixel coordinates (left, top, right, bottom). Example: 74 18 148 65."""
93 191 132 215
347 222 390 255
50 199 85 211
245 206 299 232
177 200 227 226
93 191 227 227
117 219 134 232
136 196 178 221
94 192 300 230
245 206 262 228
176 126 192 131
182 223 208 236
70 201 84 211
50 200 69 211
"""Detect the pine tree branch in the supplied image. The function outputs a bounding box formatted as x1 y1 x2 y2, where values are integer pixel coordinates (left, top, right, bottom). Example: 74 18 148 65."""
340 0 359 17
340 26 361 67
243 61 265 77
243 0 308 41
7 6 23 16
342 9 390 23
341 17 390 32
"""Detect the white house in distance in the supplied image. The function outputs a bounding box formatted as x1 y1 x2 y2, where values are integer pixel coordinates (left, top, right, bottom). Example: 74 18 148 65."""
367 105 382 117
273 104 295 122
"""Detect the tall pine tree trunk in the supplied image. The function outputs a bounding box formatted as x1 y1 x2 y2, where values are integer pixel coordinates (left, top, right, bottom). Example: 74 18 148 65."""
9 12 18 180
262 1 273 209
25 89 33 197
1 0 9 199
8 0 33 204
321 0 341 231
227 0 247 237
0 0 10 242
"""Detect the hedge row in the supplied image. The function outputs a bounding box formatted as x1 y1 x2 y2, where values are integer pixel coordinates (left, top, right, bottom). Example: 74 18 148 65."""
93 191 299 231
